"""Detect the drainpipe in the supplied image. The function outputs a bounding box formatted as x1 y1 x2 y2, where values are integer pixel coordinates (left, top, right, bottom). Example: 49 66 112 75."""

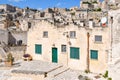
110 16 113 62
87 32 90 71
66 33 69 66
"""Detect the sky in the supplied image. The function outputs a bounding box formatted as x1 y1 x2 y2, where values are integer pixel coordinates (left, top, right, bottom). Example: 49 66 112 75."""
0 0 104 10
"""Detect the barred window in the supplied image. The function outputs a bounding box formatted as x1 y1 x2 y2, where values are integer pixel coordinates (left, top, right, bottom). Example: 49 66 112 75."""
43 31 48 38
70 31 76 38
61 45 67 52
95 35 102 42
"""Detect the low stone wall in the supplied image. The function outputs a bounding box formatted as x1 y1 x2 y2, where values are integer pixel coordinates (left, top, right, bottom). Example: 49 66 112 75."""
11 73 45 80
11 50 24 61
10 46 26 61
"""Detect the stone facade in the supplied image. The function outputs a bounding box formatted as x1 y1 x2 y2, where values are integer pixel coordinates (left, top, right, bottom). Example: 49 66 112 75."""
0 30 8 44
26 20 110 73
108 9 120 63
8 31 27 46
0 4 16 12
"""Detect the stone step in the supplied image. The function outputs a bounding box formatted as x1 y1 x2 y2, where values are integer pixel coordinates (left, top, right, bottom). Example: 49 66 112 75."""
0 47 7 58
47 66 69 77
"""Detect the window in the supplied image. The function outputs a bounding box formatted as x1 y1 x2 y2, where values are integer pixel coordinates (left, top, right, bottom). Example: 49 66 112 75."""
90 50 98 60
35 44 42 54
82 14 84 19
40 12 45 17
79 14 81 18
95 35 102 42
43 31 48 38
70 47 80 59
61 45 67 52
70 31 76 38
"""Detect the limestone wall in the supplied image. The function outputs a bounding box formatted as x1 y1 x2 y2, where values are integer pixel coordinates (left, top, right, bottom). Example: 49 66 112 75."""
11 73 44 80
108 9 120 63
26 20 110 73
10 46 26 61
0 30 8 44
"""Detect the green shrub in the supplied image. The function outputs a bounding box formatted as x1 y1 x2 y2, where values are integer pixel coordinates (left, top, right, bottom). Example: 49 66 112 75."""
85 69 90 73
108 77 112 80
103 70 108 78
82 1 91 4
71 12 75 16
97 8 101 11
92 1 98 4
6 53 14 62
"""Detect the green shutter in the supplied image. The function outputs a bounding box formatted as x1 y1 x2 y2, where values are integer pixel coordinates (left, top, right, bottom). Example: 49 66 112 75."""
35 44 42 54
70 47 79 59
90 50 98 60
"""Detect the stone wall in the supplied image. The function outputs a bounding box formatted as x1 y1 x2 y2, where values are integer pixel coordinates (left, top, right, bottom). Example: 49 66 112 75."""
0 30 8 44
8 31 27 46
10 46 26 61
108 9 120 63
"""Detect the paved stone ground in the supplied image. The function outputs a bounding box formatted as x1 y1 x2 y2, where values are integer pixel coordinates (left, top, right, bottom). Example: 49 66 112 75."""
11 60 63 74
0 60 109 80
0 60 63 80
8 77 32 80
108 62 120 80
45 69 107 80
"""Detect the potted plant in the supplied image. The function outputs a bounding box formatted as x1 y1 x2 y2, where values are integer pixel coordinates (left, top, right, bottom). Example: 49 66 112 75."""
5 53 14 67
23 54 32 61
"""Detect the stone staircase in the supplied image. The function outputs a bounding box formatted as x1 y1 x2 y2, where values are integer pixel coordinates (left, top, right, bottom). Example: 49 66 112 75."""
0 47 7 59
0 42 10 60
45 66 69 79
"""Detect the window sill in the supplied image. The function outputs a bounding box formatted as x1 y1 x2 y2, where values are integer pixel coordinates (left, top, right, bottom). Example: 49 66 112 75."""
35 53 42 55
70 58 80 60
94 41 103 44
43 37 48 38
70 37 77 39
90 59 98 61
61 52 67 54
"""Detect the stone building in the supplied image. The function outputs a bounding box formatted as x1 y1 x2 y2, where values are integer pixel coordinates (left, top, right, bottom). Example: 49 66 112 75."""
26 16 110 73
8 31 27 46
108 9 120 64
0 30 8 44
0 4 16 12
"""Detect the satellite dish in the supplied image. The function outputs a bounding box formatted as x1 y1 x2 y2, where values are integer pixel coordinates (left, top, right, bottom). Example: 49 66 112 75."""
101 17 107 23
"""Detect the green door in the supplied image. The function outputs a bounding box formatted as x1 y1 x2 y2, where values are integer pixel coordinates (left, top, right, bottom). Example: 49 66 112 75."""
52 48 58 63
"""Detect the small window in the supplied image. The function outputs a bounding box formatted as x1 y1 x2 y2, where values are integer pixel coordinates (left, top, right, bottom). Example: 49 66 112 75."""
70 31 76 38
61 45 67 52
35 44 42 54
40 12 45 17
90 50 98 60
28 22 31 29
82 14 84 19
79 14 81 18
95 35 102 42
43 31 48 38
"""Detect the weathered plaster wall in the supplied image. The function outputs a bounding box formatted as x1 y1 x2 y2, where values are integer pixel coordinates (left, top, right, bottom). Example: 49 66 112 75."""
8 31 27 46
109 9 120 63
27 20 110 73
0 30 8 44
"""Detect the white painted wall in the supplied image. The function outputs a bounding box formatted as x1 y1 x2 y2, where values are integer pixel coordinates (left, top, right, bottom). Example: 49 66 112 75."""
26 20 110 73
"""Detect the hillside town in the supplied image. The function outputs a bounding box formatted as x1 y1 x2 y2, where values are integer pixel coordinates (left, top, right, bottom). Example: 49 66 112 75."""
0 0 120 80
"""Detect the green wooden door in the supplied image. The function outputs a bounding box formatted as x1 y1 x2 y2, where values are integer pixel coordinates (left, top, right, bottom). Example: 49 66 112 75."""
52 48 58 63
